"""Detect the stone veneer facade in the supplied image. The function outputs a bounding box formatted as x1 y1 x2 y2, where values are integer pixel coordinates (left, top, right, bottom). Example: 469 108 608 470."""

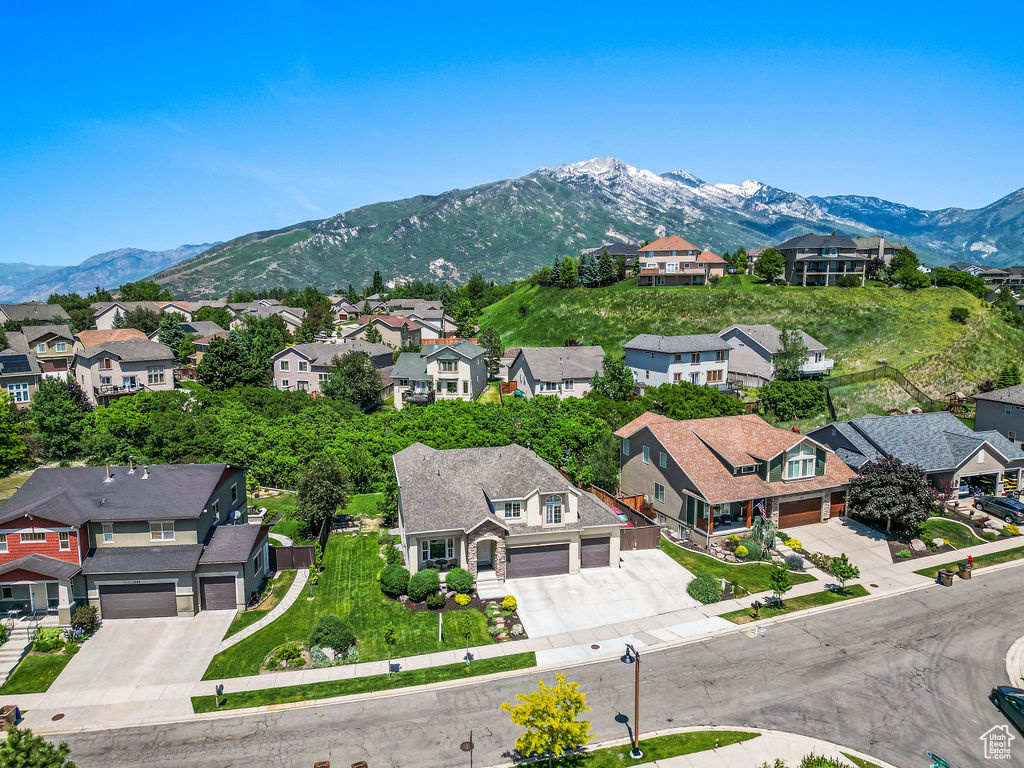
466 520 507 581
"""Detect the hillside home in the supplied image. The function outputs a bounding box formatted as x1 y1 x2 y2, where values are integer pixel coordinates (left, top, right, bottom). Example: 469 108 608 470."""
73 328 147 354
92 301 193 331
0 303 71 326
974 385 1024 449
616 412 855 540
623 334 730 389
854 235 902 266
809 411 1024 498
4 324 74 378
74 339 175 406
635 236 727 286
272 340 394 398
0 353 41 407
380 300 455 341
719 324 833 386
775 234 867 286
508 346 605 399
189 331 229 365
0 463 267 621
582 242 639 275
330 296 361 323
394 443 622 581
391 340 487 409
344 315 422 348
228 305 306 335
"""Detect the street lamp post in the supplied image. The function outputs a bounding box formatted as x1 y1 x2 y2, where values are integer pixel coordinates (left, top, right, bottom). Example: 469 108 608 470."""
625 643 642 759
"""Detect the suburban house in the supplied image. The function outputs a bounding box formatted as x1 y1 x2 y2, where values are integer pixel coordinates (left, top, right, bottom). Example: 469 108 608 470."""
949 261 985 276
809 411 1024 498
391 340 487 409
719 324 833 386
330 296 361 323
507 346 605 399
0 303 71 326
854 235 902 265
393 443 622 581
179 319 226 337
775 233 867 286
745 248 764 275
0 353 41 406
271 340 394 398
189 331 229 365
74 339 175 406
344 315 423 348
0 463 268 621
228 304 306 335
635 236 726 286
623 334 731 389
4 324 75 378
73 328 147 354
974 384 1024 449
92 301 193 331
615 412 856 540
582 242 638 275
379 299 455 341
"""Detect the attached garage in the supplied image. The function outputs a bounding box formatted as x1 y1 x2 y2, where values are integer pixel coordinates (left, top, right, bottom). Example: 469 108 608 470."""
580 537 610 568
199 575 237 611
99 582 177 619
506 543 569 579
778 496 823 528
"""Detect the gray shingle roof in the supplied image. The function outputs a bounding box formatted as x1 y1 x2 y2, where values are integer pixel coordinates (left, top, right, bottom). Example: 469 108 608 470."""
82 544 204 575
425 340 485 360
0 464 236 525
182 320 225 337
776 233 858 250
21 325 73 345
200 523 267 564
0 553 81 580
78 339 174 362
720 324 827 353
283 341 392 367
391 351 428 379
972 384 1024 406
392 341 485 380
624 334 731 354
393 443 621 535
0 304 71 323
513 346 605 381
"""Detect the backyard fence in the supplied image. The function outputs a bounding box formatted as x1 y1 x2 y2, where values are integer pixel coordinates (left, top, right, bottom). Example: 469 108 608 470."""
588 485 663 551
821 364 946 412
620 525 663 551
268 516 330 571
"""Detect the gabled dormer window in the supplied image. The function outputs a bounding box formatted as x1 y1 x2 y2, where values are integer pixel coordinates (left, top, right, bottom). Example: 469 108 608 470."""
785 443 816 480
503 501 521 518
544 495 563 524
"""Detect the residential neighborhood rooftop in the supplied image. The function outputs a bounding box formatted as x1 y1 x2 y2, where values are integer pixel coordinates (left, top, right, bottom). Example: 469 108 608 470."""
971 384 1024 406
512 346 605 381
624 333 731 354
719 324 827 353
79 339 174 361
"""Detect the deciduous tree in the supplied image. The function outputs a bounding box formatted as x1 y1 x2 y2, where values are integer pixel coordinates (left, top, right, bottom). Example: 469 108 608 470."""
196 336 251 390
753 247 785 283
383 622 398 677
769 561 792 603
829 552 860 593
296 457 351 536
588 357 636 401
31 378 86 460
119 279 172 302
321 351 383 410
479 328 504 378
194 305 232 329
500 673 592 766
0 393 26 474
122 307 161 335
773 330 808 382
847 456 932 535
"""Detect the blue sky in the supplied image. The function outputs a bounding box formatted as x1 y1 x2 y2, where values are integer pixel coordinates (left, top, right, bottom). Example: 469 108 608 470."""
2 1 1022 265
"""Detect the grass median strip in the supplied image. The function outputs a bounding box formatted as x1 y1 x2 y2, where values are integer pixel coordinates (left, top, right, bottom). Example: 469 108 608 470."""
0 645 80 694
719 585 870 624
658 539 815 594
914 545 1024 580
548 730 759 767
193 651 536 713
841 753 885 768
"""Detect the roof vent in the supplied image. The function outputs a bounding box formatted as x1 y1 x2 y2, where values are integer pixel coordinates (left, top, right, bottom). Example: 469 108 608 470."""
142 466 150 479
104 461 113 483
127 455 135 474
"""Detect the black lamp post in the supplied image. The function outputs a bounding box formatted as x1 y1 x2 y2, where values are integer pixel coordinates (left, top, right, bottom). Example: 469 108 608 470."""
624 643 642 759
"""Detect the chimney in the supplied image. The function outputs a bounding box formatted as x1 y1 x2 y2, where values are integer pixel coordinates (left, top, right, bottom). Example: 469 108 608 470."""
142 465 150 479
104 461 113 483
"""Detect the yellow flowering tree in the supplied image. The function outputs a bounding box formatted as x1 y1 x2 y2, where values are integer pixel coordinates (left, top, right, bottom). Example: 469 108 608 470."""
500 673 593 766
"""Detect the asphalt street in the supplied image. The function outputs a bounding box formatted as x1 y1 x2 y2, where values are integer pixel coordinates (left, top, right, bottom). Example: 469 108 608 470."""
59 567 1024 768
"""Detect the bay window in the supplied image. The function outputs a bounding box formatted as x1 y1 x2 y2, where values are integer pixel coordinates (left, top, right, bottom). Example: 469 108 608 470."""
420 538 455 561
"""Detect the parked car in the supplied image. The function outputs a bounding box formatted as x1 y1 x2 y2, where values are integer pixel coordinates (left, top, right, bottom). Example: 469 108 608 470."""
991 686 1024 732
976 496 1024 523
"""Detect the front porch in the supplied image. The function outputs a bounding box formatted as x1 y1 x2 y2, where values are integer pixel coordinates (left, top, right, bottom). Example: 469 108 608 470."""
410 524 508 582
694 499 764 539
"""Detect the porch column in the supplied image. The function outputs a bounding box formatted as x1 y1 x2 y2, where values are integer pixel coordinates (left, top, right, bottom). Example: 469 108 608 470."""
746 499 753 529
57 580 74 624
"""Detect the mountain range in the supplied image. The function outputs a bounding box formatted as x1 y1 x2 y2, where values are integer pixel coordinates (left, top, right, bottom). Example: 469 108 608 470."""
0 243 217 302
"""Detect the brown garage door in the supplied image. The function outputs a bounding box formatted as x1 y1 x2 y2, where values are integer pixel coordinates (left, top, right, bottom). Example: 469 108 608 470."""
778 497 823 528
99 582 177 619
581 537 610 568
200 576 237 611
506 544 569 579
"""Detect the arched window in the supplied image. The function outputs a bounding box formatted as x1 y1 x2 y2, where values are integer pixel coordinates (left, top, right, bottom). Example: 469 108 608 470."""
545 494 563 525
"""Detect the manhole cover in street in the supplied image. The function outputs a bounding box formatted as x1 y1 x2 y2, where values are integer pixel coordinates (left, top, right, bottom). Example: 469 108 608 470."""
51 713 65 721
591 644 600 649
460 741 474 752
870 584 878 588
824 643 831 647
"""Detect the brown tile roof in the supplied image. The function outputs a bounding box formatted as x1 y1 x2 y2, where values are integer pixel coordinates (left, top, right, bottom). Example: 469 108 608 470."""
358 315 422 331
639 235 701 253
75 329 147 347
616 412 855 505
699 250 727 264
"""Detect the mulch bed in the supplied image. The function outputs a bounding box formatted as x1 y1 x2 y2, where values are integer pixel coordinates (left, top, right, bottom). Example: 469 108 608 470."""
391 591 529 641
885 539 956 563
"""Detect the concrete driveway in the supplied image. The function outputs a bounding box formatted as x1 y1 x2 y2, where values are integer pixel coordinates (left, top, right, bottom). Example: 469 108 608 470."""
507 548 699 637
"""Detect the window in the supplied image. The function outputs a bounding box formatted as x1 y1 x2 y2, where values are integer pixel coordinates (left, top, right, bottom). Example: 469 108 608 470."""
738 465 756 474
707 369 723 383
212 500 220 517
545 495 563 524
1 586 10 599
36 343 46 353
673 372 681 384
642 446 650 464
254 547 264 575
231 483 238 503
123 375 137 389
55 342 67 353
297 381 308 391
562 379 574 391
280 379 289 388
147 366 165 385
58 531 70 551
504 501 521 518
0 534 6 553
7 383 29 404
20 531 45 543
1011 431 1017 443
654 482 665 502
420 538 455 561
785 443 816 480
690 352 700 365
100 358 113 370
102 523 114 544
318 372 328 381
659 451 667 468
673 354 682 363
690 372 700 384
439 360 457 372
298 361 308 372
463 380 469 394
150 521 175 541
657 513 667 525
715 350 726 362
540 381 559 393
623 438 630 456
99 376 111 386
645 370 650 379
280 360 290 371
445 380 458 393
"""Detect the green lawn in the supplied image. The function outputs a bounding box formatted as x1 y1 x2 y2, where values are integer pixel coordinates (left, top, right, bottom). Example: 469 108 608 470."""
193 652 535 713
547 730 759 767
261 492 383 545
203 532 493 679
917 517 986 549
0 645 79 694
479 282 1024 395
658 539 815 594
842 753 885 768
223 569 298 638
719 585 870 624
915 545 1024 579
0 472 31 503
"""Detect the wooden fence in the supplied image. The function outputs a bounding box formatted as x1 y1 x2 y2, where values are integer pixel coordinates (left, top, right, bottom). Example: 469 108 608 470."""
588 485 663 550
620 525 663 551
268 516 330 571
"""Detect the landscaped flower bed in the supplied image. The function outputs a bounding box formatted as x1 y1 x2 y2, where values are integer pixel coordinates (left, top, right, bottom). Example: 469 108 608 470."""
262 641 312 672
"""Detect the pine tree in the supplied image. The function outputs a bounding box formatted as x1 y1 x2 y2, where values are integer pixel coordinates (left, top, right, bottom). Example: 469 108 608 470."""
112 309 125 329
579 254 599 287
364 322 383 345
551 255 563 286
560 257 578 288
598 251 616 286
997 362 1022 389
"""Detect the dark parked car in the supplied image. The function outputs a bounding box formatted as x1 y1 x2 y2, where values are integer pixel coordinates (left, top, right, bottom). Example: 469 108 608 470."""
991 686 1024 732
976 496 1024 523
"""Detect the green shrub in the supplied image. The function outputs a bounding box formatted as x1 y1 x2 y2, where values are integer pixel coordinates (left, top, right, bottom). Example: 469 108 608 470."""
445 567 474 594
895 549 912 558
739 538 762 560
836 275 862 287
759 380 827 421
70 604 99 635
734 544 749 558
425 592 446 609
687 574 722 604
380 564 410 597
32 626 66 653
308 614 355 653
267 642 306 669
501 595 517 611
949 306 970 324
383 545 403 565
407 568 440 602
727 533 740 542
454 593 471 606
0 624 7 645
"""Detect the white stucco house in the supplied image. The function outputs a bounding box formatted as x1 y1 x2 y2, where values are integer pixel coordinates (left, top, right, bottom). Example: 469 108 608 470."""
623 334 731 389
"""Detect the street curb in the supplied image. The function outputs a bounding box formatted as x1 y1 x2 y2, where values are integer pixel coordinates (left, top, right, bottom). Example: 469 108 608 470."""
476 725 900 768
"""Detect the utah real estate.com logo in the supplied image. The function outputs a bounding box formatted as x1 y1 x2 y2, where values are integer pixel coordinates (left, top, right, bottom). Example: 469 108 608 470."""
982 724 1015 760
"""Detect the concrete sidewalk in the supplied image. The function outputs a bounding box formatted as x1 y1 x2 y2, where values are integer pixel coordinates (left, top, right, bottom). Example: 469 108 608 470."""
216 568 309 652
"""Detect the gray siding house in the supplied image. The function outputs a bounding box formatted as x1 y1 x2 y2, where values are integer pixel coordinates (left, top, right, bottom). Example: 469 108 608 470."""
73 339 175 406
623 334 730 389
775 233 867 286
719 324 833 386
391 341 487 409
272 341 394 398
973 385 1024 450
508 346 605 399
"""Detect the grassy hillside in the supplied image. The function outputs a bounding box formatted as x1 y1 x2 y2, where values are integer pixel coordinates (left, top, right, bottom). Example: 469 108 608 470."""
479 277 1024 395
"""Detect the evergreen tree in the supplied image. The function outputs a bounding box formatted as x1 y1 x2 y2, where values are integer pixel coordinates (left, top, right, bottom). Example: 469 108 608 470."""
30 378 86 460
733 246 748 273
371 270 384 296
0 393 26 474
0 727 76 768
559 256 578 288
362 300 372 316
997 362 1022 389
614 254 627 281
579 254 599 286
156 313 184 353
111 309 125 329
176 334 197 365
346 284 359 303
363 322 383 345
598 251 616 286
551 255 563 286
